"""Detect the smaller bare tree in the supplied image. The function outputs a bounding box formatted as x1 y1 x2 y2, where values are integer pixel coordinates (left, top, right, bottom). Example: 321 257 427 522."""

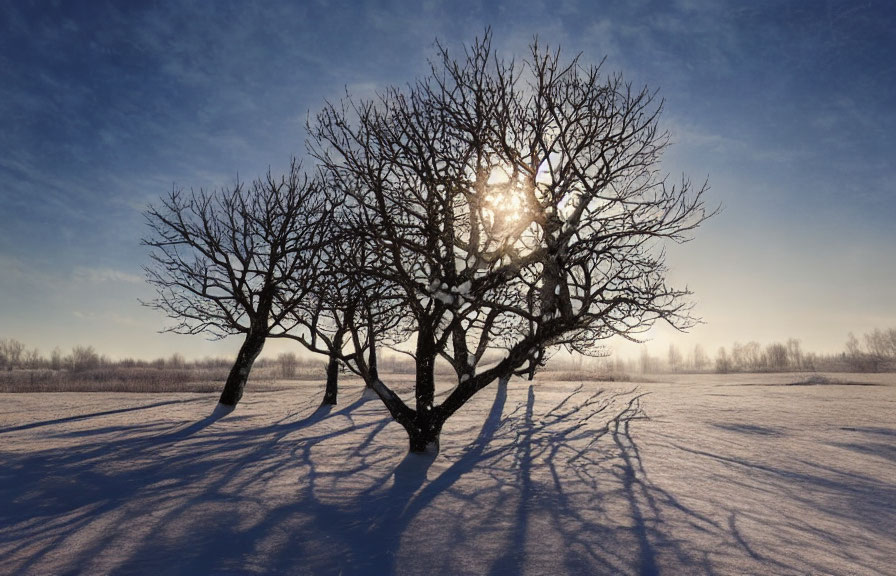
23 348 42 369
766 342 788 371
277 352 298 379
786 338 803 371
143 160 332 407
50 346 63 371
71 345 100 372
286 220 406 404
668 344 683 373
693 343 708 371
865 328 896 364
0 338 25 371
715 346 731 373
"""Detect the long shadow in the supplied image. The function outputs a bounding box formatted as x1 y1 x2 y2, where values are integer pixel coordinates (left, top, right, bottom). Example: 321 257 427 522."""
145 390 372 446
611 397 661 576
830 440 896 463
153 401 236 441
514 388 725 576
1 390 352 571
0 398 207 434
487 384 534 576
670 441 896 538
377 383 684 576
370 384 699 576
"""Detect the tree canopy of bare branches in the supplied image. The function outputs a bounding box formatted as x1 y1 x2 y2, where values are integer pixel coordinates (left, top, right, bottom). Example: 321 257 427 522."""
309 31 713 452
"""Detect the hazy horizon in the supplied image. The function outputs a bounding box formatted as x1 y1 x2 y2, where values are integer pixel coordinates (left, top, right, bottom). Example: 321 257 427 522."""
2 1 894 363
0 326 876 366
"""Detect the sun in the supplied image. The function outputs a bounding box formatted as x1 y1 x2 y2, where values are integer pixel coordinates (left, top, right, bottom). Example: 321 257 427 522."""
481 166 526 235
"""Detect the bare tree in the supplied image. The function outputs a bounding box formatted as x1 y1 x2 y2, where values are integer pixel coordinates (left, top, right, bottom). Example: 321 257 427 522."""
0 338 25 371
715 346 731 373
693 343 708 371
143 160 331 407
277 352 298 379
70 345 100 372
287 219 407 404
741 341 763 371
865 328 896 364
667 343 683 373
845 327 896 372
50 346 63 371
23 347 42 369
844 332 872 371
310 32 712 453
786 338 803 371
639 347 659 374
766 342 788 371
730 341 745 371
168 352 186 369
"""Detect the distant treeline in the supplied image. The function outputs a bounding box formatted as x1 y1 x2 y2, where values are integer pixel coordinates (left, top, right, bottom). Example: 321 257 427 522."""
0 341 324 393
1 327 894 391
0 338 503 392
0 340 244 373
0 338 509 377
601 327 896 374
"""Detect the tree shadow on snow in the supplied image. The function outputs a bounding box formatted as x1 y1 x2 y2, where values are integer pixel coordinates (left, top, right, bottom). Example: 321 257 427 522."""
662 435 896 575
7 380 874 575
0 398 208 435
0 383 683 575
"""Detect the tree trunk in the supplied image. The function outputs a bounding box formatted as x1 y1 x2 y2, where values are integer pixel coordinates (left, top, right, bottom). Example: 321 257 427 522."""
409 327 441 453
323 353 339 405
366 322 445 454
406 413 444 454
415 327 436 412
361 306 379 389
323 328 345 405
367 329 379 386
218 330 266 406
367 377 442 454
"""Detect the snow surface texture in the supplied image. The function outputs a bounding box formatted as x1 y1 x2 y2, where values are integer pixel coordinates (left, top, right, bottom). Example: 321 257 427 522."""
1 373 894 575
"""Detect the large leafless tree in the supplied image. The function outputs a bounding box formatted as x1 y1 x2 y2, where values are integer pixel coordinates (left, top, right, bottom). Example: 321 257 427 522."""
310 33 713 453
143 161 331 407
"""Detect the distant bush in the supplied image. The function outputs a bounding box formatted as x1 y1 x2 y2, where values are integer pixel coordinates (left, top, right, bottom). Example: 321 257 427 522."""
0 365 295 393
71 345 101 372
540 370 639 383
843 329 896 372
0 338 26 371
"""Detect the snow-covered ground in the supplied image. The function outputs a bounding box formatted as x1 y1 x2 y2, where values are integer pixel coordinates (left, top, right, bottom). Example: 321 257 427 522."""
1 373 894 575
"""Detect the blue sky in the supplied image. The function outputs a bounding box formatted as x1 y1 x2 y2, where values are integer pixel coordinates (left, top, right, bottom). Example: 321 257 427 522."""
1 0 894 361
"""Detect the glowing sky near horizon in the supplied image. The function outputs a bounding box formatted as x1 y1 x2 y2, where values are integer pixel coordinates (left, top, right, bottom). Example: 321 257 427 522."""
1 0 894 361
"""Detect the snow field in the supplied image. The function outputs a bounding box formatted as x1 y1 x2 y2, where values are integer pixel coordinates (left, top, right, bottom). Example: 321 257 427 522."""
0 373 894 575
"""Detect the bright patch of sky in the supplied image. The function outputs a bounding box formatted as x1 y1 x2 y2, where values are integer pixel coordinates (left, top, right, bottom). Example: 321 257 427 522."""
1 0 894 360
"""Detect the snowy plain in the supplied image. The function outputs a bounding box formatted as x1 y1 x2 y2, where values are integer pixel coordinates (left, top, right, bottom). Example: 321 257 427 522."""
1 372 894 575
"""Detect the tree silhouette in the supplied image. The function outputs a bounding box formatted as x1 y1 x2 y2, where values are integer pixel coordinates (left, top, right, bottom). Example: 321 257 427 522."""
310 32 712 453
286 220 406 404
143 160 331 406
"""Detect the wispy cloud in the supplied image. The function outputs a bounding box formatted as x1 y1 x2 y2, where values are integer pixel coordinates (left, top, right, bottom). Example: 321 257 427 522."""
71 308 145 328
71 267 143 286
0 253 54 289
